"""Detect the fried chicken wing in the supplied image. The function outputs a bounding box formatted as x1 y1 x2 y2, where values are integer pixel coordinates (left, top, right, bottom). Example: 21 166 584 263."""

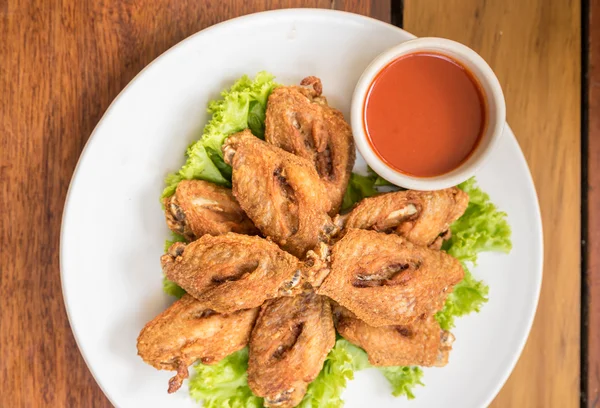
334 305 454 367
336 188 469 249
164 180 258 241
248 292 335 407
223 129 337 257
162 233 303 313
316 229 464 326
137 294 258 393
302 242 332 288
265 77 355 214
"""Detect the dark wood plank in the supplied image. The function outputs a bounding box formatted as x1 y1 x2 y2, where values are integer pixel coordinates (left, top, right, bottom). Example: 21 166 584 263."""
404 1 581 407
0 1 389 406
586 0 600 404
334 0 391 22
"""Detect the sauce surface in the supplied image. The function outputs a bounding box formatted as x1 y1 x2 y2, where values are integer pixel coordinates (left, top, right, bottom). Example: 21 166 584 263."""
364 52 486 177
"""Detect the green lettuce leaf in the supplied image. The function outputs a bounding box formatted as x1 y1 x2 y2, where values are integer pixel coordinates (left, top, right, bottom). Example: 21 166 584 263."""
247 100 267 138
202 71 276 155
189 348 263 408
162 232 186 298
435 265 489 330
341 173 379 211
162 72 278 198
298 339 370 408
206 146 233 181
379 366 424 399
299 340 423 406
162 276 186 299
367 167 395 187
163 231 186 253
373 176 394 187
163 142 229 198
436 177 511 329
341 167 404 211
444 178 512 263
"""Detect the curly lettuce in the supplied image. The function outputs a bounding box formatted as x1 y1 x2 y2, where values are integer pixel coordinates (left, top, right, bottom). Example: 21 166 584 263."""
162 72 278 198
162 143 229 198
299 340 423 406
444 178 512 263
435 178 512 329
161 232 187 298
203 72 275 152
186 338 423 408
162 276 185 299
299 339 368 408
189 348 263 408
163 231 186 253
341 173 379 211
187 340 372 408
379 366 424 399
341 168 401 211
435 265 489 330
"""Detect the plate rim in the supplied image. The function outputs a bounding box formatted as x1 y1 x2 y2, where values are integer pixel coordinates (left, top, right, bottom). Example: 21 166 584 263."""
59 8 544 407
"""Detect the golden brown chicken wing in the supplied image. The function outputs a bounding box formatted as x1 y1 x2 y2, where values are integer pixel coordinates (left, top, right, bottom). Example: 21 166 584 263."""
265 76 355 215
302 242 332 288
162 233 303 313
333 305 454 367
248 292 335 408
137 294 258 393
336 188 469 249
316 229 464 327
164 180 258 241
223 129 337 257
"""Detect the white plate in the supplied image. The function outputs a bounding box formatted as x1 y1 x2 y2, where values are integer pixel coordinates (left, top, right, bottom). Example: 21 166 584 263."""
60 9 543 408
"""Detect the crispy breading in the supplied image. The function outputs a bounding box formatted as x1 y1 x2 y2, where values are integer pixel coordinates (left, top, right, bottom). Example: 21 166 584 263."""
336 188 469 249
164 180 258 241
137 294 258 393
333 305 454 367
162 233 303 313
223 130 337 257
248 292 335 408
302 242 332 288
316 229 464 326
265 77 355 215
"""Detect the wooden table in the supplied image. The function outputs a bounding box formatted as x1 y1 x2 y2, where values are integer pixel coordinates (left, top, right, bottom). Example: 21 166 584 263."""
0 0 590 406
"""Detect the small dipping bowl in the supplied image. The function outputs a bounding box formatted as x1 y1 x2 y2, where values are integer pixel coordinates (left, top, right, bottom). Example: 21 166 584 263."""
351 37 506 190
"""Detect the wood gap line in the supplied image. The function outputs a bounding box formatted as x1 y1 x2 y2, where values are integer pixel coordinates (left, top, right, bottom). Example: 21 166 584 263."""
391 0 403 28
581 0 590 406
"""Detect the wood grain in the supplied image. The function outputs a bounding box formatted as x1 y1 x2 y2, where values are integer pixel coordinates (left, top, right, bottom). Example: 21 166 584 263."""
586 0 600 404
0 0 387 406
404 1 581 406
1 0 584 406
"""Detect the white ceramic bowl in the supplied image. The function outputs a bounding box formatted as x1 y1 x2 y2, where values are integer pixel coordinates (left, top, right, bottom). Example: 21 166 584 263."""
351 37 506 190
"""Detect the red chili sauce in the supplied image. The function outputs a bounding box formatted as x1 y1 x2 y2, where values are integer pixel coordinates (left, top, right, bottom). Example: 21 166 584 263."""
364 52 486 177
